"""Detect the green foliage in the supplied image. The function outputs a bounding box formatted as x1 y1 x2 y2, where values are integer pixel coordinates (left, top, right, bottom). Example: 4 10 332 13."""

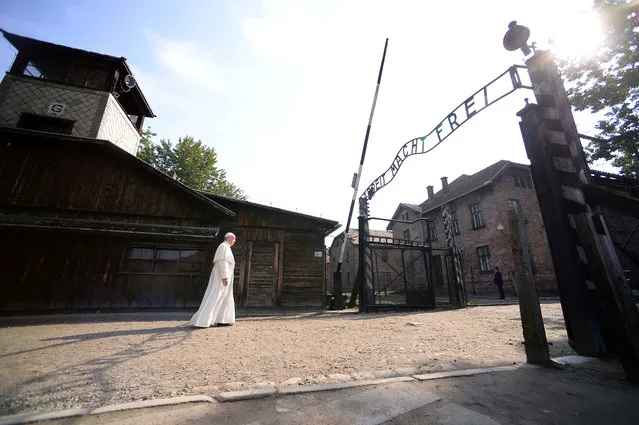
137 127 157 166
558 0 639 177
136 128 247 200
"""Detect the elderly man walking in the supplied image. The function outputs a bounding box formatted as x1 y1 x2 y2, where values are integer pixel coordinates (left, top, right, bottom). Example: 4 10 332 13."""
191 232 237 328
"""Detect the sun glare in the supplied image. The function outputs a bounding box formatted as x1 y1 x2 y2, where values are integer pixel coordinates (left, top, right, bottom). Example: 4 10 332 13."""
548 10 605 60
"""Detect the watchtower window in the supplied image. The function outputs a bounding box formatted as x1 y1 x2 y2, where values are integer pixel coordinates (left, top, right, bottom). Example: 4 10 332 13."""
20 57 109 90
17 113 75 135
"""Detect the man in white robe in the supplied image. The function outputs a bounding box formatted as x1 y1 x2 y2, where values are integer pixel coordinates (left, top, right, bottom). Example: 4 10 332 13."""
191 233 236 327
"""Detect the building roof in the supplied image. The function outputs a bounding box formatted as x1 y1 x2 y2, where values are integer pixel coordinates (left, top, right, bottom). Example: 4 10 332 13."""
331 229 393 247
1 127 234 217
197 191 341 236
1 29 155 118
419 160 529 214
386 203 422 230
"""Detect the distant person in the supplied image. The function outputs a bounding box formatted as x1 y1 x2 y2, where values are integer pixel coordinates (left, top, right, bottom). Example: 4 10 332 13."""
494 266 505 299
191 233 237 328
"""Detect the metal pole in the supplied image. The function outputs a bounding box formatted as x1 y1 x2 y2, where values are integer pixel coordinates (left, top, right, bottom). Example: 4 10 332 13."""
335 38 389 305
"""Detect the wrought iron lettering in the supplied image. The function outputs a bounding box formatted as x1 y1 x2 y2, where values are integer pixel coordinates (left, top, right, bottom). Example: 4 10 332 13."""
361 65 531 201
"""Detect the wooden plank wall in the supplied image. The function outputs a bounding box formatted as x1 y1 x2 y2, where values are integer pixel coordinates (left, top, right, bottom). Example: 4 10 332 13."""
0 228 213 310
281 231 324 307
0 136 223 226
223 226 325 307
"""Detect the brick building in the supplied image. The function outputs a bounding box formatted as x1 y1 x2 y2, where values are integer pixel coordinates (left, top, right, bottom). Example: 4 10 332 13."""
328 229 394 293
389 160 557 296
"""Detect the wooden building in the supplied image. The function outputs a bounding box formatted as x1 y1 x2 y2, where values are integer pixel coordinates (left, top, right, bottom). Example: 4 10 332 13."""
0 30 339 312
199 193 340 307
0 128 235 310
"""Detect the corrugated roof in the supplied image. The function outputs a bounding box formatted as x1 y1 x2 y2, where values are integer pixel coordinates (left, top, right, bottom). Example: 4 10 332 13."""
419 160 529 214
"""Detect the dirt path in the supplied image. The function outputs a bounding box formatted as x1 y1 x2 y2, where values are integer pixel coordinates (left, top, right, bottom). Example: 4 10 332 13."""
0 302 573 415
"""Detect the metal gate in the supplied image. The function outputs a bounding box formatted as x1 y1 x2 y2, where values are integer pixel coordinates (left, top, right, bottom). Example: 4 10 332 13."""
360 235 434 310
358 216 466 311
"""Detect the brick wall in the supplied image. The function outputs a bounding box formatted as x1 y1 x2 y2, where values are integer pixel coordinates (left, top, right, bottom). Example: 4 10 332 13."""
328 237 359 293
422 171 557 296
97 94 140 155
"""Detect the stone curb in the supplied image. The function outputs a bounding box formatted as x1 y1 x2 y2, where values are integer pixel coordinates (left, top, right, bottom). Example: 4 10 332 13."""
215 387 277 402
413 364 521 381
0 408 91 425
0 396 214 425
90 395 214 414
277 376 415 396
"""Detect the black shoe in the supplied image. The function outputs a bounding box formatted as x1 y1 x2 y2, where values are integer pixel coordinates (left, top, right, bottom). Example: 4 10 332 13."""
216 323 233 327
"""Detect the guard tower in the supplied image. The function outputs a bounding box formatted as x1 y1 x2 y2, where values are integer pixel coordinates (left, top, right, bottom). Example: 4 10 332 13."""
0 29 155 155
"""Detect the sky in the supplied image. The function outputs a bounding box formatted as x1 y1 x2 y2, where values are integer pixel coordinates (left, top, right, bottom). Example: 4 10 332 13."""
0 0 609 246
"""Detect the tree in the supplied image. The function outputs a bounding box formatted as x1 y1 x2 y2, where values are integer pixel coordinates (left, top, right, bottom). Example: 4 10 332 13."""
137 127 157 166
559 0 639 177
137 129 247 200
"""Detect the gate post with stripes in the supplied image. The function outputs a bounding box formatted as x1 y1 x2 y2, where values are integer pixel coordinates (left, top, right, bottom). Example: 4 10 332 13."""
358 198 373 312
518 50 639 381
442 203 468 307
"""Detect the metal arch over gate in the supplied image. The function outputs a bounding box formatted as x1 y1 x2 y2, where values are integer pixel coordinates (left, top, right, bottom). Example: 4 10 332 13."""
354 65 533 311
361 65 531 202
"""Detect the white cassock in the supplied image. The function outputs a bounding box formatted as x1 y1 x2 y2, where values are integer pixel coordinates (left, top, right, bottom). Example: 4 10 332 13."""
191 241 236 327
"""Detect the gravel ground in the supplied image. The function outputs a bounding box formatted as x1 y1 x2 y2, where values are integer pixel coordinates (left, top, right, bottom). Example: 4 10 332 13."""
0 302 573 415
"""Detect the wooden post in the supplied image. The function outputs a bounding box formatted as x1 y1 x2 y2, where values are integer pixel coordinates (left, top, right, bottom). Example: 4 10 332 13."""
509 207 550 364
244 241 253 306
520 51 639 382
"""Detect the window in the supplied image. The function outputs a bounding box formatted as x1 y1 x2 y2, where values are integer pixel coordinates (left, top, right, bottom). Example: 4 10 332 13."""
427 220 437 241
477 246 492 272
470 204 485 229
85 68 109 89
20 57 110 90
17 113 75 135
451 211 460 235
22 59 68 83
179 249 205 273
126 247 205 275
508 199 520 209
513 174 533 189
403 229 411 241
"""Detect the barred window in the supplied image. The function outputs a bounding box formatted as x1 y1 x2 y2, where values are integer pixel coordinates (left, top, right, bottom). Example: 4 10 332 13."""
477 246 492 272
403 229 411 241
470 204 485 229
